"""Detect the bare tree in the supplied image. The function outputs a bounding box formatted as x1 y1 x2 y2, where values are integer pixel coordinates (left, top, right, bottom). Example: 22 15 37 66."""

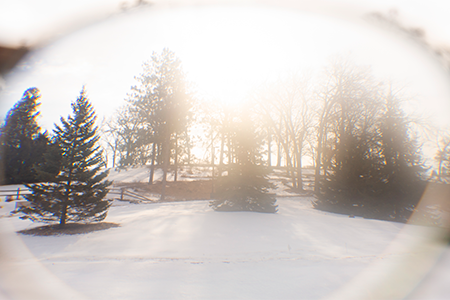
255 73 314 191
435 129 450 183
312 59 379 194
99 116 122 169
113 106 144 167
199 98 239 179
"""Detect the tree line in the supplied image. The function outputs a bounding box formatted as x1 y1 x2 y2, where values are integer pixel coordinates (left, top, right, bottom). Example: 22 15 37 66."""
1 48 449 221
101 49 448 219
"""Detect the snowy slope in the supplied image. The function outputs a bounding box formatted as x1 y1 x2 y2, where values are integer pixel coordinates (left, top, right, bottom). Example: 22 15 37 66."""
108 166 213 183
2 198 449 300
0 166 307 201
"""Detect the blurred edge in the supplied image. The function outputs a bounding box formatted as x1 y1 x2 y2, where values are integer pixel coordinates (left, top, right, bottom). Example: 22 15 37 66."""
1 1 450 300
0 46 29 77
0 219 88 300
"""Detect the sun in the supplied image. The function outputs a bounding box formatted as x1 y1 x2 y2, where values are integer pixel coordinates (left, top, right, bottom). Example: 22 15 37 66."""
171 6 320 108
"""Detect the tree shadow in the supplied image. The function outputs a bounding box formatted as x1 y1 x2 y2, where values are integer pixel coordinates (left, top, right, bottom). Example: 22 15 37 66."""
18 222 120 236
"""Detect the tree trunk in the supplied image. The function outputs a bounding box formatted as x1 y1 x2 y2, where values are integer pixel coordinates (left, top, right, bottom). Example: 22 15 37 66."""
277 141 282 167
267 129 272 167
228 132 232 165
314 133 323 194
149 142 156 184
174 133 178 182
186 129 191 165
160 135 170 201
112 143 116 169
125 142 131 166
211 144 215 195
109 138 118 169
59 203 67 227
283 134 295 188
296 140 304 191
60 174 71 228
314 98 334 194
211 128 215 194
219 131 225 177
289 156 296 189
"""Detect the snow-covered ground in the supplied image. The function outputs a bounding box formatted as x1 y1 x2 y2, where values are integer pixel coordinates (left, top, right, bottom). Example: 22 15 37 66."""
1 197 450 300
108 166 214 183
1 168 450 299
0 166 312 203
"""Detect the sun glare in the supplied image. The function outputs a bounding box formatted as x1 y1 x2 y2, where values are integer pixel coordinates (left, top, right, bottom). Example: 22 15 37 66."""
1 4 450 129
2 3 450 299
176 7 294 106
169 7 332 107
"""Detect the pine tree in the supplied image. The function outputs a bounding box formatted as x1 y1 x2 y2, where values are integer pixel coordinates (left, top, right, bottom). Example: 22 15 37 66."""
0 88 57 184
30 131 63 182
126 48 194 197
377 90 427 220
20 88 112 227
210 116 277 213
314 78 426 222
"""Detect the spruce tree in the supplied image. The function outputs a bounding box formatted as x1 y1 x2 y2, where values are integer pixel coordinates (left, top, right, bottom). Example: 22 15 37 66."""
20 88 112 227
315 82 426 222
377 91 427 220
0 88 56 184
210 116 277 213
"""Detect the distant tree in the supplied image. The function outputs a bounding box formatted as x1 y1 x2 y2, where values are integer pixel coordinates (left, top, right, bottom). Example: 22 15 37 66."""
111 106 144 168
126 48 194 197
435 130 450 183
380 91 430 222
315 61 382 199
0 88 58 184
199 98 237 179
20 88 112 227
255 73 313 190
311 60 376 195
211 111 277 213
314 61 427 221
99 117 120 169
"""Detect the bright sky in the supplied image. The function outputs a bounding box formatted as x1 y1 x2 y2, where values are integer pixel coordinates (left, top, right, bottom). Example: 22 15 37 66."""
1 0 450 131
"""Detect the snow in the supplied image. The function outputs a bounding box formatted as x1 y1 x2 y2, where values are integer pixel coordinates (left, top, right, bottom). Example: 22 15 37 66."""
107 166 213 183
1 168 450 299
1 196 450 300
0 166 307 203
107 166 158 183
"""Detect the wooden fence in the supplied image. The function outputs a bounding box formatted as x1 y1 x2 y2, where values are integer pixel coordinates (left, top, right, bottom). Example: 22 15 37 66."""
0 186 155 206
0 187 31 201
107 187 156 203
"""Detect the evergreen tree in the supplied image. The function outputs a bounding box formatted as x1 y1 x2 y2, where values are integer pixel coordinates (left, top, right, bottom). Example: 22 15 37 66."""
377 90 427 220
210 115 277 213
314 74 427 222
30 131 63 182
20 88 112 227
126 48 194 196
0 88 57 184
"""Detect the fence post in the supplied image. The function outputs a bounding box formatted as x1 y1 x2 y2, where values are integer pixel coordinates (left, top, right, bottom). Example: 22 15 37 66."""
17 188 20 200
120 188 124 201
